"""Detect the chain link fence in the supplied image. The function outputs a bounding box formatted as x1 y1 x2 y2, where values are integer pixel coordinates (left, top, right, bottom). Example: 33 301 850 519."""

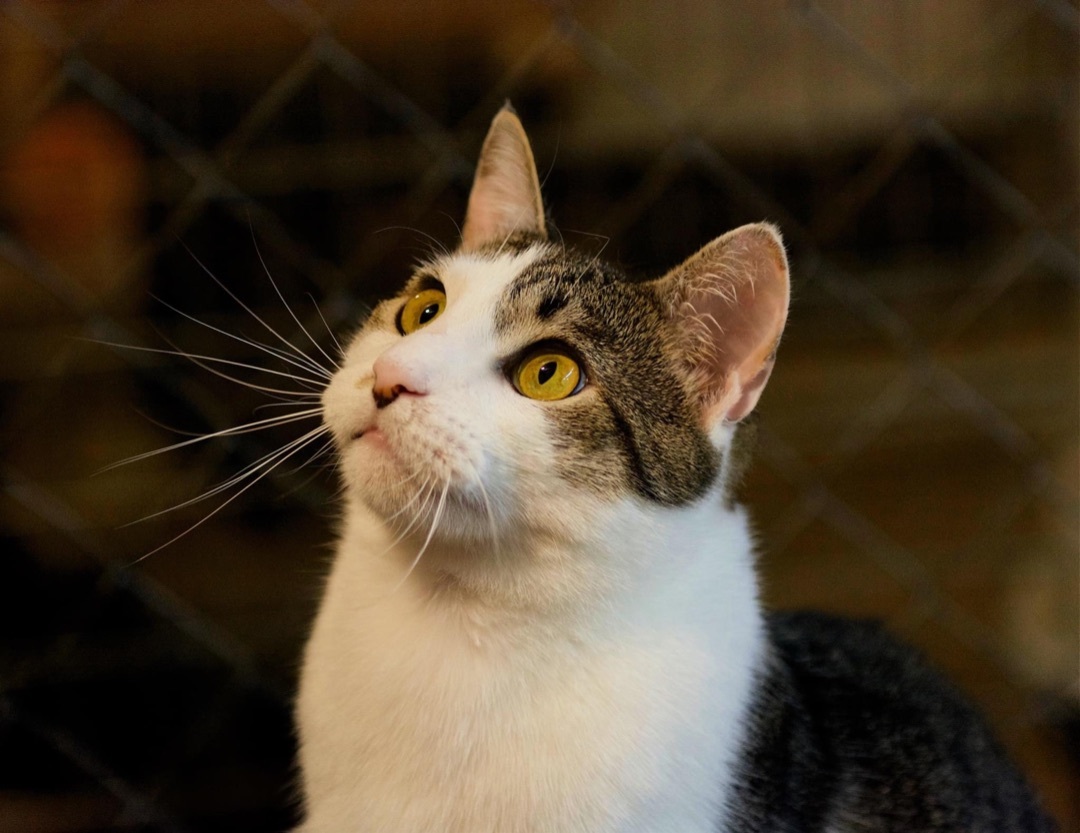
1 1 1077 830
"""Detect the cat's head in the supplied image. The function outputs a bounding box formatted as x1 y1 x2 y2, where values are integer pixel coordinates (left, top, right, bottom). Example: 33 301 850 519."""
322 106 789 552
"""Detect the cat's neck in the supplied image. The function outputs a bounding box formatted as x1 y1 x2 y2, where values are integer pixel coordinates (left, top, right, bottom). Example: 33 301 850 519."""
302 485 766 832
335 486 761 634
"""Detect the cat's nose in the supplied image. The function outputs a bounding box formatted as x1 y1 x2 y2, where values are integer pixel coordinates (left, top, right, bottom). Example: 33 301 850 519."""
371 353 428 409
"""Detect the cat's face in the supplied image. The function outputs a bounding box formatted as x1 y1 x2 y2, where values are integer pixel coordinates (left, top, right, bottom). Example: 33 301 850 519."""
322 107 789 552
322 240 720 543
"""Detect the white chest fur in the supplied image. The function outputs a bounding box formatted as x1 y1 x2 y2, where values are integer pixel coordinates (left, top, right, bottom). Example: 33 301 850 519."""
295 500 764 833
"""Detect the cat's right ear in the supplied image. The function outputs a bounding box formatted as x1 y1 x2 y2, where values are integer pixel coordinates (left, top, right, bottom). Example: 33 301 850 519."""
460 105 547 251
654 223 790 426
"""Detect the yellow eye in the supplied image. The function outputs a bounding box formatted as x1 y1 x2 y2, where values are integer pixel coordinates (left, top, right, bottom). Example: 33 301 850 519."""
514 351 583 401
397 288 446 335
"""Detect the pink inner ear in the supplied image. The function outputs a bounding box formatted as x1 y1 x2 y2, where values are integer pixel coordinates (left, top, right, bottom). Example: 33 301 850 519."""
463 183 533 249
460 109 546 251
717 357 776 423
666 224 790 425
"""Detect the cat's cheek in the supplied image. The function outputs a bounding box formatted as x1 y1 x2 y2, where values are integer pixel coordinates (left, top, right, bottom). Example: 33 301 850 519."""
491 409 554 481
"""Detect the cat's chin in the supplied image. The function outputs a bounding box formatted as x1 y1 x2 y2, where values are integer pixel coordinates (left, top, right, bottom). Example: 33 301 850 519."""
342 461 500 545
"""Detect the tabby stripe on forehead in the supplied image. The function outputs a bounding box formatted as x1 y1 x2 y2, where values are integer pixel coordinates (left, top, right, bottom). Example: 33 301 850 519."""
536 292 568 320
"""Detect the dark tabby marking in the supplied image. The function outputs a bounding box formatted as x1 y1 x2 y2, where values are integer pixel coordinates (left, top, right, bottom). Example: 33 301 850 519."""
723 416 758 509
394 270 443 301
535 292 568 320
727 612 1057 832
494 244 720 506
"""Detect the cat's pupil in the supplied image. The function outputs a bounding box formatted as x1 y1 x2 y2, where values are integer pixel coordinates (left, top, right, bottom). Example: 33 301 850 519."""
537 361 557 385
419 303 440 324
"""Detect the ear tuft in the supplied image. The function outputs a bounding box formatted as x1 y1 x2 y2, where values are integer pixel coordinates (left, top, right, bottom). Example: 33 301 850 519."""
460 105 547 251
654 223 790 425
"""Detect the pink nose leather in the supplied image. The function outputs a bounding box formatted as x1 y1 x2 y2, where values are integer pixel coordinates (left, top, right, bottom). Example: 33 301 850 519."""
372 353 427 409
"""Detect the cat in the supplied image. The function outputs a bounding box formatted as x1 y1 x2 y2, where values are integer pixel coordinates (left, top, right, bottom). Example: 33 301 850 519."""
294 105 1055 832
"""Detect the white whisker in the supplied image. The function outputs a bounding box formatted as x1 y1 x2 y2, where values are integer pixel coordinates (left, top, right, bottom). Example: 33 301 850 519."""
393 479 450 593
152 294 333 382
100 408 323 471
374 225 450 261
382 470 430 525
122 425 330 525
250 225 341 372
85 338 327 390
438 211 462 240
492 205 535 259
372 477 437 561
307 292 344 359
470 463 501 562
276 433 335 481
163 347 324 399
253 399 323 414
181 242 333 381
307 441 337 472
127 424 330 564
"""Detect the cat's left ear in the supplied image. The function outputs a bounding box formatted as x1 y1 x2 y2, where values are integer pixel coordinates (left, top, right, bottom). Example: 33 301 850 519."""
460 104 547 251
654 223 790 425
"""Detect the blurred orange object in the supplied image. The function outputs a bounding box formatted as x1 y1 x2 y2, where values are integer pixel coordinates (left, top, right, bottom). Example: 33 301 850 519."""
2 100 145 312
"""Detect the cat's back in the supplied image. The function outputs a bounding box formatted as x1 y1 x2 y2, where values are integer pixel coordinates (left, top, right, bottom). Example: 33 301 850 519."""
726 611 1055 833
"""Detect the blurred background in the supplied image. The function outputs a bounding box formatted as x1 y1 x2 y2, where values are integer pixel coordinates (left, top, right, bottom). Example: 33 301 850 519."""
0 0 1077 830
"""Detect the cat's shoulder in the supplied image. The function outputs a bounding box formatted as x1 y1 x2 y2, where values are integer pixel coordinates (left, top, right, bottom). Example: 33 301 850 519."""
764 610 1019 766
768 610 948 694
726 611 1056 832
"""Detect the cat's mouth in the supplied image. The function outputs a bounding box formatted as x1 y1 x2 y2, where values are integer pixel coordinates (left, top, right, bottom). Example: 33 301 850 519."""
349 417 378 443
347 419 398 461
356 427 389 448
